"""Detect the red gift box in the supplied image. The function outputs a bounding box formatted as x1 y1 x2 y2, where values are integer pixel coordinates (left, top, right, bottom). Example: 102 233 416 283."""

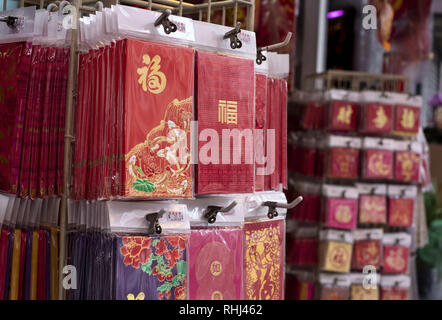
364 149 393 179
394 147 420 183
322 185 359 230
381 287 408 300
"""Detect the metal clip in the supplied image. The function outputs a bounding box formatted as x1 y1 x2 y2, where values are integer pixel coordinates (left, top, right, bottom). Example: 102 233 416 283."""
256 32 292 65
223 22 242 50
154 9 177 35
262 196 303 219
145 209 165 234
0 16 19 29
203 201 237 224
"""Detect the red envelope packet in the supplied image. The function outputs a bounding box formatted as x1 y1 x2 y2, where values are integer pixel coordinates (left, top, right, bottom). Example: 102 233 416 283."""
352 239 382 270
122 39 194 198
254 73 267 192
328 101 358 132
325 198 358 230
196 51 254 194
328 148 359 179
361 103 393 134
394 151 420 183
394 105 420 136
381 287 408 300
383 245 409 274
359 195 387 224
363 149 393 180
388 198 414 227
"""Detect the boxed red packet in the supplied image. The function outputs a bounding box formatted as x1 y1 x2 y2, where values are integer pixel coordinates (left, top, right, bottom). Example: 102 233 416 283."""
196 51 254 195
351 229 383 270
394 141 421 183
121 39 194 198
318 230 354 273
382 233 411 274
362 138 394 180
318 274 350 300
359 91 394 135
350 273 380 300
380 275 410 300
322 185 358 230
357 183 387 225
325 90 359 132
387 185 417 228
392 93 422 137
325 136 361 180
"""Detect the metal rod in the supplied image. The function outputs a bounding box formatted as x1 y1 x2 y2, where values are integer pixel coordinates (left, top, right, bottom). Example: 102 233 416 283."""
221 6 225 25
198 9 202 20
207 0 211 23
120 0 173 10
260 32 292 51
40 0 45 9
177 0 251 14
59 0 81 301
178 0 182 16
233 0 237 26
20 0 24 7
149 0 152 9
247 0 254 30
2 0 6 11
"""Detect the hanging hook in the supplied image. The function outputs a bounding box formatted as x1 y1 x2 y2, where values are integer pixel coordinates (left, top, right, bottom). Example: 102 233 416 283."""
256 32 292 65
95 1 104 12
262 196 303 219
0 15 19 29
145 209 165 235
47 3 59 12
223 22 242 50
154 9 177 35
203 201 237 224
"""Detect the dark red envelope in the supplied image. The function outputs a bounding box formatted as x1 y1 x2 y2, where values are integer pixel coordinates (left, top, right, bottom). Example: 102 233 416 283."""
383 245 409 274
363 149 394 180
196 51 254 194
327 147 359 179
388 197 414 227
254 73 267 192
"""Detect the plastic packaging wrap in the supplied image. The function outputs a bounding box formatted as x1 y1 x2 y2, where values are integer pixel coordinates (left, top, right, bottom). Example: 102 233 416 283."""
318 273 350 300
325 136 361 180
243 191 286 300
321 185 358 230
382 233 411 274
318 229 354 273
359 91 394 135
324 89 359 133
351 229 383 271
188 227 243 300
380 275 410 300
196 50 255 195
362 137 394 180
357 183 387 225
387 185 417 228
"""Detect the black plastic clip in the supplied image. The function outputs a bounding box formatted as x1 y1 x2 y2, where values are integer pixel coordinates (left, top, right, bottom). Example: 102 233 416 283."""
154 9 177 34
256 47 266 65
0 16 19 29
203 201 237 224
223 22 242 50
145 209 165 234
262 196 303 219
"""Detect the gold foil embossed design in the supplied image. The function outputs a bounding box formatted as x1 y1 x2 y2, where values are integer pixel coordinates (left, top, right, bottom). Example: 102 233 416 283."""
137 54 167 94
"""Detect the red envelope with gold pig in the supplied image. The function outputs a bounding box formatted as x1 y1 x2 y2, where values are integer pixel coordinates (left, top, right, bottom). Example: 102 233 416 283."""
121 39 194 198
382 233 411 274
362 138 394 180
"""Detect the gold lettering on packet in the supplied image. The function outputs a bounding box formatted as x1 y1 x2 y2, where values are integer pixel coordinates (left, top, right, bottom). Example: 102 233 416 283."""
336 105 353 124
373 106 388 128
400 108 415 129
218 100 238 124
137 54 166 94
